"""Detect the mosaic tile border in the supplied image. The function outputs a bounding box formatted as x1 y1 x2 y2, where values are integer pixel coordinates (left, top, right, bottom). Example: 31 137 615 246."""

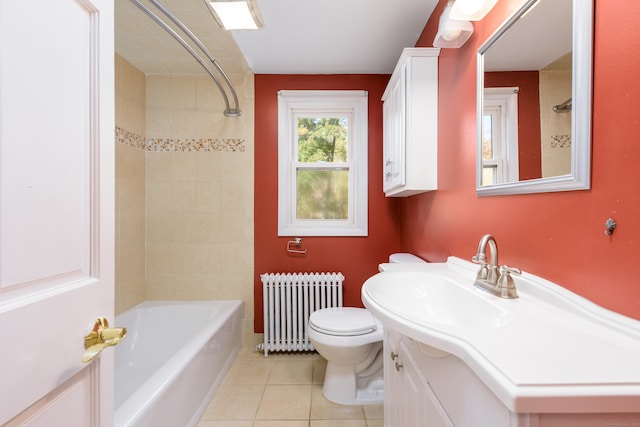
550 134 571 148
115 126 245 152
116 127 146 150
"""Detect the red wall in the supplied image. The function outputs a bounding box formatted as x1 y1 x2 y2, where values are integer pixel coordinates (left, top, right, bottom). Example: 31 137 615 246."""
254 75 401 331
485 71 542 180
399 0 640 321
254 0 640 327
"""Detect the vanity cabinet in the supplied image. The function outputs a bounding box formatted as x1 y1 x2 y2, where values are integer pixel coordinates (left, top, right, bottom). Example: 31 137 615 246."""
382 48 439 197
384 327 512 427
384 327 640 427
384 328 454 427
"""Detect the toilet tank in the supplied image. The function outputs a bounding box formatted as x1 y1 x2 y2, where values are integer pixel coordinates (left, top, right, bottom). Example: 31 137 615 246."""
389 253 426 264
379 253 426 272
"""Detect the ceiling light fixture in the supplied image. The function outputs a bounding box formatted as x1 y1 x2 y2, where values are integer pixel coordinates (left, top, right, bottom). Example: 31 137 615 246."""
449 0 499 21
205 0 264 30
433 2 474 48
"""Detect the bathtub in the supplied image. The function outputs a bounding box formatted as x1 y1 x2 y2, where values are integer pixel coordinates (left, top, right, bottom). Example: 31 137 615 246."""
114 300 242 427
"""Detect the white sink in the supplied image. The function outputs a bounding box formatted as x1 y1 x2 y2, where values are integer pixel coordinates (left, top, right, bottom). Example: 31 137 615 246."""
364 271 511 329
362 257 640 413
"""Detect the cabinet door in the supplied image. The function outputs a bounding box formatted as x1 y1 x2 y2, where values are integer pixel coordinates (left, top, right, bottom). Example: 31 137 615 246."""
384 329 403 426
385 329 455 427
383 65 406 193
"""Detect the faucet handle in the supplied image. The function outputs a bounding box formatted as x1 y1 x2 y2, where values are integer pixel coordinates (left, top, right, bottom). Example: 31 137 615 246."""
500 265 521 276
471 254 488 280
471 254 487 264
497 265 520 299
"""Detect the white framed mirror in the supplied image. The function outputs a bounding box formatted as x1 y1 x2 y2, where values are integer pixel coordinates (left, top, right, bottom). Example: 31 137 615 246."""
476 0 593 196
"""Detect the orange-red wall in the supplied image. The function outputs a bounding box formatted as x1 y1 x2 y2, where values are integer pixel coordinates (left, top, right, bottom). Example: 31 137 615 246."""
485 71 542 180
254 0 640 329
399 0 640 321
254 75 401 331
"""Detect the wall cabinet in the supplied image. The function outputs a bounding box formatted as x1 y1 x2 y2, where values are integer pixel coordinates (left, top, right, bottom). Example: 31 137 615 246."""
382 48 440 197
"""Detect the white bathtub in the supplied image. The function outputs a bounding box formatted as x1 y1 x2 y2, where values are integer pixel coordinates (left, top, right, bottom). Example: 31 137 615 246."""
114 300 242 427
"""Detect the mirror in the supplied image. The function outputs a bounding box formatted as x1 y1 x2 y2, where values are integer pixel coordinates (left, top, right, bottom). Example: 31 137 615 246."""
476 0 593 196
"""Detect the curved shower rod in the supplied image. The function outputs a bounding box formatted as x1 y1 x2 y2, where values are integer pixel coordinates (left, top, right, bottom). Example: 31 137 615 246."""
553 97 572 113
129 0 242 117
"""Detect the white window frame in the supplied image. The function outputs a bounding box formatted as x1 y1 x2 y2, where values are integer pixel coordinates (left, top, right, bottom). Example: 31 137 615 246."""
482 87 520 185
277 90 368 236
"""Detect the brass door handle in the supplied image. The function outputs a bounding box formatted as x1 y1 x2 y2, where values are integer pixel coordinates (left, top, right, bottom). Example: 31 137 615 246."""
82 317 126 363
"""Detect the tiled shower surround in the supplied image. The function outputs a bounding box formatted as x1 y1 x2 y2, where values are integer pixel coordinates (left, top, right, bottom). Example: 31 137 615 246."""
115 54 256 346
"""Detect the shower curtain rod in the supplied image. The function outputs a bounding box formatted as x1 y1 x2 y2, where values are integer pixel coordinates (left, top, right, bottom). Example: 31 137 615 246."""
552 97 572 113
129 0 242 117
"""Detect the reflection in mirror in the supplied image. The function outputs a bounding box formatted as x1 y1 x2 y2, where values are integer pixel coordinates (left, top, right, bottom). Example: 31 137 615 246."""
476 0 593 196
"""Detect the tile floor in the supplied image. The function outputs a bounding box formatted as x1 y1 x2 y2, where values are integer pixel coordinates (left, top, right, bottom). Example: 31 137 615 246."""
197 347 384 427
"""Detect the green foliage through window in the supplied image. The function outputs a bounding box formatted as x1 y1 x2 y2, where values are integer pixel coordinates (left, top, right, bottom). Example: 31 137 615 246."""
296 117 350 221
296 169 348 219
297 117 348 163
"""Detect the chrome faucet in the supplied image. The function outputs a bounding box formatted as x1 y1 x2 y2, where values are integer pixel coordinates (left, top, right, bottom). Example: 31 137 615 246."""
471 234 520 299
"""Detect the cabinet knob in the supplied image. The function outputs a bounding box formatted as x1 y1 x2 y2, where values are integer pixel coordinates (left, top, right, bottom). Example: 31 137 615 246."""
386 172 392 178
395 361 403 372
385 159 393 166
391 351 399 361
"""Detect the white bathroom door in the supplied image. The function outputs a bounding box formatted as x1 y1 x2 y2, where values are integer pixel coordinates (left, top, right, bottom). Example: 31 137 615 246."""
0 0 115 425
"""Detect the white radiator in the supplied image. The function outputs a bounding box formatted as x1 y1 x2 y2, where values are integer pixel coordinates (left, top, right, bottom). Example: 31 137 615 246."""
260 272 344 357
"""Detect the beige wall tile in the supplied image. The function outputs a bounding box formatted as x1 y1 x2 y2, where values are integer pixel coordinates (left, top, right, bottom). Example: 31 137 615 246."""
114 66 255 328
115 55 146 315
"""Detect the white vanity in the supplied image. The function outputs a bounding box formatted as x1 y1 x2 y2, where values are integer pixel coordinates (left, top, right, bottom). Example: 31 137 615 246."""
362 258 640 427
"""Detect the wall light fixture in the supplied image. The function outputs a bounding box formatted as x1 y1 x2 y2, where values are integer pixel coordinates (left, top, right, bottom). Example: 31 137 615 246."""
205 0 264 30
433 2 474 48
449 0 499 21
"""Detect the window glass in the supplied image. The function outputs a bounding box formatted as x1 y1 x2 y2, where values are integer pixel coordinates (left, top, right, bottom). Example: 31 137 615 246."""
297 117 348 163
278 90 368 236
296 169 349 220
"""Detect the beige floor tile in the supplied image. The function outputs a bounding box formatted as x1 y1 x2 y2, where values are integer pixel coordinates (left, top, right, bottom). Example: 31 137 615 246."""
366 419 384 427
363 404 384 419
236 346 265 359
197 421 253 427
310 385 365 420
252 421 309 427
312 358 327 384
269 351 318 360
255 384 312 420
310 420 367 427
223 357 274 385
201 385 265 420
268 358 314 384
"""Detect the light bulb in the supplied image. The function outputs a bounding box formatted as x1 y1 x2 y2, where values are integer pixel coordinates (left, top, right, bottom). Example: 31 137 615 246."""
442 28 462 41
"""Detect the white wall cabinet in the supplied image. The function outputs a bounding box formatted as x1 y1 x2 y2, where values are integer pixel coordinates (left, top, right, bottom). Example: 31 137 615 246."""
382 48 440 197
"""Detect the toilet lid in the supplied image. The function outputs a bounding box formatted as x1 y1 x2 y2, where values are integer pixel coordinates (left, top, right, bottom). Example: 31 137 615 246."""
309 307 377 336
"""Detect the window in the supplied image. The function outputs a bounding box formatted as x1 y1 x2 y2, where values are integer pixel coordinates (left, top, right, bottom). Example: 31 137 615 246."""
278 90 368 236
481 87 519 186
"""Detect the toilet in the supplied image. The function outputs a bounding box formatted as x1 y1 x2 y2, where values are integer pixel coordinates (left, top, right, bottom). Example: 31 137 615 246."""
307 253 426 405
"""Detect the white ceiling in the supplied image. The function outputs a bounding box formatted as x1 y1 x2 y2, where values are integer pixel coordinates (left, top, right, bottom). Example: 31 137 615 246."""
115 0 439 76
483 0 572 71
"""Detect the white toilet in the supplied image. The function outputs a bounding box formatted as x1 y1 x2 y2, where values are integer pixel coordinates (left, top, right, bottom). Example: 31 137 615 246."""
307 253 426 405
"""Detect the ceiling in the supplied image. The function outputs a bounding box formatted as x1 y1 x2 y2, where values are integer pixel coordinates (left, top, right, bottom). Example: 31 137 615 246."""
483 0 572 71
115 0 439 76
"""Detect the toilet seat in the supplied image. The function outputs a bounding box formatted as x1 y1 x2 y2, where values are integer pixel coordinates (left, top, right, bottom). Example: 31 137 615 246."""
309 307 378 336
